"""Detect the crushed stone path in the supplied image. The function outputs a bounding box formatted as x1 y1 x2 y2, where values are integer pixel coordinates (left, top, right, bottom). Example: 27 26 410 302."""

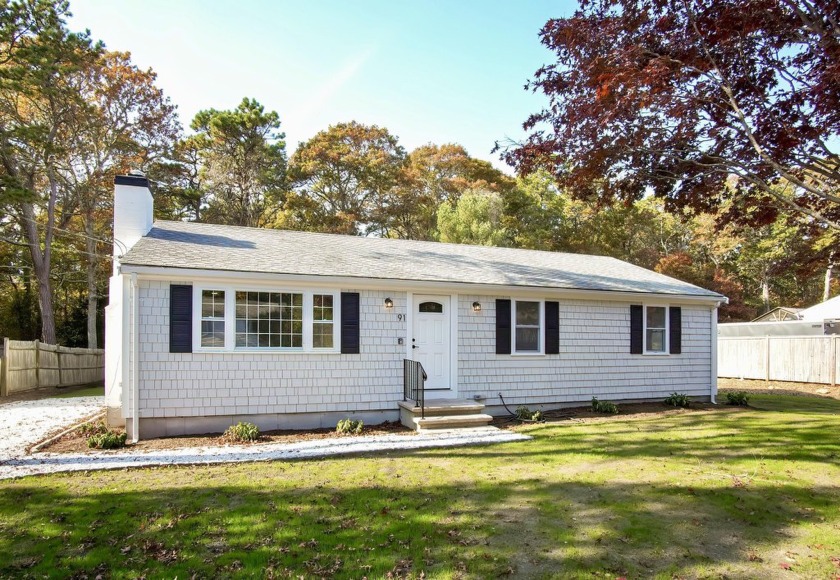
1 421 530 480
0 396 104 461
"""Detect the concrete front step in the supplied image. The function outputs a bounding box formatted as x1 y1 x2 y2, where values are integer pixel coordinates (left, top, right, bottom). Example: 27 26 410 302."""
398 398 485 416
414 413 494 430
399 398 492 430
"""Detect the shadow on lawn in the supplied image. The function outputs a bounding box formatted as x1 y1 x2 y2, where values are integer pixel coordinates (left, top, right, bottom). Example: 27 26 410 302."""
0 468 836 578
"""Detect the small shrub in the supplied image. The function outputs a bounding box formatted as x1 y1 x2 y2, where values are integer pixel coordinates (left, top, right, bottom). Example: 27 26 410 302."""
664 392 691 408
515 406 532 420
515 406 544 422
79 421 108 436
336 418 363 435
726 391 750 406
224 422 260 442
591 397 619 414
87 430 127 449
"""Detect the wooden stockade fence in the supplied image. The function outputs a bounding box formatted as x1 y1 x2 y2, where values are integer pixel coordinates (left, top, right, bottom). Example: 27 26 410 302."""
718 335 840 385
0 338 104 396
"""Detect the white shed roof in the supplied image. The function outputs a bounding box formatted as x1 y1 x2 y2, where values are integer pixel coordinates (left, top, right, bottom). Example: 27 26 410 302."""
799 295 840 321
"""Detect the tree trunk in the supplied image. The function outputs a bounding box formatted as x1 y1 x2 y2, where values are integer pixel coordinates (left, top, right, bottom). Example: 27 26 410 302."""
761 277 771 313
85 208 98 348
824 254 835 302
31 249 56 344
18 177 59 344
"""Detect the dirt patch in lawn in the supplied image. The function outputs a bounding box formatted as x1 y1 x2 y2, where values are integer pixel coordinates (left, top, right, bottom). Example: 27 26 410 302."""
39 420 413 454
718 378 840 399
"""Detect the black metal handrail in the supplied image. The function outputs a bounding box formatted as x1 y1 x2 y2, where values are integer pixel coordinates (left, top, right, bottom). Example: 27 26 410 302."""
403 359 427 418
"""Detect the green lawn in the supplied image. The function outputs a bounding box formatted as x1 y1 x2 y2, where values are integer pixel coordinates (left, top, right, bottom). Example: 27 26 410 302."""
49 383 104 398
1 394 839 579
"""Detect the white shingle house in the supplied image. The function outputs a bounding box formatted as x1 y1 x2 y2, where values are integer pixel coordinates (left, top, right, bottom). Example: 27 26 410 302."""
105 175 727 440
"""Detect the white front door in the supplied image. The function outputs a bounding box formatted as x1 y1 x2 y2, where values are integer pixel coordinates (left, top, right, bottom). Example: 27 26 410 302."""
412 294 451 390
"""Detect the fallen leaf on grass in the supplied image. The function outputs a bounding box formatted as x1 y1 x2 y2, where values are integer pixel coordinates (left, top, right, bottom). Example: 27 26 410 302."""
386 558 412 579
140 539 179 564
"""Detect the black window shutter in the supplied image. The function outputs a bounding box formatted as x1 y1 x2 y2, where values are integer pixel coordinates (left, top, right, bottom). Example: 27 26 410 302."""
169 284 193 353
496 299 512 354
630 305 643 354
669 306 682 354
545 301 560 355
341 292 360 354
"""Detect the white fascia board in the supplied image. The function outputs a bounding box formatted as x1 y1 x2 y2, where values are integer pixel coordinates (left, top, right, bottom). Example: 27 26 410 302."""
120 264 728 307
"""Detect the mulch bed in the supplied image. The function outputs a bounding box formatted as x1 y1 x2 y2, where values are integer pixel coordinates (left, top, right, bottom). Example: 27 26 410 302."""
41 401 720 454
44 386 829 455
492 400 722 429
40 420 413 454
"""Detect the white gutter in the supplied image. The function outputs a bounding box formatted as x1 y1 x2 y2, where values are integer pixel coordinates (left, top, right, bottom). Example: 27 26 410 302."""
130 272 140 442
119 265 728 307
710 305 719 404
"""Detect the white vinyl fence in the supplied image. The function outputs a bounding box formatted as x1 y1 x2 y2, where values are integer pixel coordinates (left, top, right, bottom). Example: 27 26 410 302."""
0 338 104 396
718 335 840 385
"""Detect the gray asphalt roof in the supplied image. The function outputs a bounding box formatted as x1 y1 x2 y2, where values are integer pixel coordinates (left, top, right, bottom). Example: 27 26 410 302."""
120 220 724 299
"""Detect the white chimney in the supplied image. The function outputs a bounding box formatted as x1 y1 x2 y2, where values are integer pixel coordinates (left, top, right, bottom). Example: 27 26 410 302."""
113 174 154 275
105 173 154 427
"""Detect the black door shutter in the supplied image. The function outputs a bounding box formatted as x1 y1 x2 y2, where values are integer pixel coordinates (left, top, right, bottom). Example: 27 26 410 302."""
341 292 360 354
630 304 643 354
170 284 193 353
496 299 512 354
545 301 560 355
669 306 682 354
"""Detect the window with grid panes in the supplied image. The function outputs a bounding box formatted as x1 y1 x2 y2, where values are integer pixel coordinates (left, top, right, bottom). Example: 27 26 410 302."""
235 291 303 348
312 294 334 348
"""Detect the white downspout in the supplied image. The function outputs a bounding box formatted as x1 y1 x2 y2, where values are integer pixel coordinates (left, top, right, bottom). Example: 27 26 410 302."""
710 305 719 404
131 273 140 442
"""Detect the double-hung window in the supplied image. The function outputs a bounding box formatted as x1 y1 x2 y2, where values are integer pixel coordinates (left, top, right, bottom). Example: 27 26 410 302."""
644 305 668 354
200 290 226 348
514 300 542 354
312 294 334 349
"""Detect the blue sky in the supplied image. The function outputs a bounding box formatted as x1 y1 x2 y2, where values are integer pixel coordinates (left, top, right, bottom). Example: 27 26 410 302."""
68 0 578 172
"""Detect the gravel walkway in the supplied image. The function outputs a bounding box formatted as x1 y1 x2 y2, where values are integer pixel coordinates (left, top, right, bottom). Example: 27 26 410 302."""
0 396 104 461
0 427 531 480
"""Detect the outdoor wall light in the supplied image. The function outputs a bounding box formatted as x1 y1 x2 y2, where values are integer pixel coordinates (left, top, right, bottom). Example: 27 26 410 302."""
472 301 481 312
384 297 394 309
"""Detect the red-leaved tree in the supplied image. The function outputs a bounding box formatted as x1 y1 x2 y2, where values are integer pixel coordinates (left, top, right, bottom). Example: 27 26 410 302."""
502 0 840 229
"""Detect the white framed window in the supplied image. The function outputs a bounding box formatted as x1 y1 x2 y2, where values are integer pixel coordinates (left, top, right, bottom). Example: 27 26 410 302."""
644 305 668 354
200 290 226 348
192 285 340 353
312 294 335 349
235 291 303 348
513 300 543 354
